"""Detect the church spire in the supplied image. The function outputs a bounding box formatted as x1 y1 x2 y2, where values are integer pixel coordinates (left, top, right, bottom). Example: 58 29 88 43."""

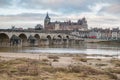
45 12 50 19
44 12 51 27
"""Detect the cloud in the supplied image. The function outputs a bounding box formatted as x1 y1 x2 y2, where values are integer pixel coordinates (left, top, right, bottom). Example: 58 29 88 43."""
0 11 119 29
0 0 120 14
0 12 58 20
16 0 120 13
0 13 44 22
100 3 120 15
18 0 89 13
0 12 58 29
0 0 120 29
88 3 110 14
0 0 12 7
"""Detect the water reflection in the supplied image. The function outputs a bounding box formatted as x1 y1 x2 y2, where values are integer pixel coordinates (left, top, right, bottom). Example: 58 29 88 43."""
0 43 120 55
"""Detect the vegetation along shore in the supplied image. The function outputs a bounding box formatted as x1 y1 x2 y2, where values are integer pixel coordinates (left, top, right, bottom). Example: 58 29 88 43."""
0 52 119 80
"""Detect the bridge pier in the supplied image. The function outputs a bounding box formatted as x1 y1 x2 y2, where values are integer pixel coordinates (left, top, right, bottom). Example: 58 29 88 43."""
40 39 49 46
74 39 84 45
68 39 75 45
28 35 36 47
53 39 63 45
10 35 22 47
63 39 69 45
10 41 22 47
21 40 28 46
34 40 40 46
0 39 10 47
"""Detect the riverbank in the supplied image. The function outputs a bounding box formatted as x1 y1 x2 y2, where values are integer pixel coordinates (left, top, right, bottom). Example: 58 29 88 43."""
0 52 120 80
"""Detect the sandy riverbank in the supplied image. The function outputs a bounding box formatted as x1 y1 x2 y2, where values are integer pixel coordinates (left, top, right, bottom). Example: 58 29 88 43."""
0 52 119 68
0 52 47 60
0 52 120 80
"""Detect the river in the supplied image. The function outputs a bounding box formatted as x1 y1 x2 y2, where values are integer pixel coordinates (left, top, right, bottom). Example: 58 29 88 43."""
0 42 120 56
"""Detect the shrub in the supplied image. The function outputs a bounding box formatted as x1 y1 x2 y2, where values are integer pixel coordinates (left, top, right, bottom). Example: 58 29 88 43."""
96 63 108 67
67 65 103 75
73 57 87 62
41 59 49 62
53 59 59 62
110 59 120 67
17 64 28 73
107 68 120 74
48 55 59 59
105 72 118 79
27 66 38 76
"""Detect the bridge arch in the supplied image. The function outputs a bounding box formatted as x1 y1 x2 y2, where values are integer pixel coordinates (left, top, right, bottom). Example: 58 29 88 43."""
53 35 62 39
0 33 9 40
34 34 40 40
66 35 69 39
19 33 27 42
58 35 62 39
0 33 9 46
47 35 51 40
34 34 40 46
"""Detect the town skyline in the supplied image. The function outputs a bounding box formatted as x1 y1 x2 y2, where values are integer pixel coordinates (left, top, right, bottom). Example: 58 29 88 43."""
0 0 120 29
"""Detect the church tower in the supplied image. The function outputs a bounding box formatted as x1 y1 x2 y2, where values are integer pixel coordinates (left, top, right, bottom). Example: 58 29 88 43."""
44 12 51 29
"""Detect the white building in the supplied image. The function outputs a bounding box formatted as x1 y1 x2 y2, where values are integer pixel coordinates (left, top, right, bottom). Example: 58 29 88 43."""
112 28 119 39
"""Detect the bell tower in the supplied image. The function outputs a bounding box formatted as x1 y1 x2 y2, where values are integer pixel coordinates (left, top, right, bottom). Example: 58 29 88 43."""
44 12 51 29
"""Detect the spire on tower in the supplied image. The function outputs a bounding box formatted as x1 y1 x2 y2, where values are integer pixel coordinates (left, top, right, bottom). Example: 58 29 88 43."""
45 12 50 19
44 12 51 25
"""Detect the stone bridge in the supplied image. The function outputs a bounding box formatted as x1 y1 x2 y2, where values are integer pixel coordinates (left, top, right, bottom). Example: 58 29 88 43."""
0 29 83 47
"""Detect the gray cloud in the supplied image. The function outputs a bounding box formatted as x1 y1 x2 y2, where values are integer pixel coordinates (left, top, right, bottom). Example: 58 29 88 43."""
0 0 12 7
18 0 89 13
0 13 59 24
100 3 120 15
0 0 120 14
17 0 120 14
0 0 120 29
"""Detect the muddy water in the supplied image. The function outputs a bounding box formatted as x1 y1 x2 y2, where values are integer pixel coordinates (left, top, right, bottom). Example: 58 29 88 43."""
0 43 120 56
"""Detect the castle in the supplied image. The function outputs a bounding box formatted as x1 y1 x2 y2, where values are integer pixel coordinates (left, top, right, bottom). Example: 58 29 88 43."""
44 13 88 31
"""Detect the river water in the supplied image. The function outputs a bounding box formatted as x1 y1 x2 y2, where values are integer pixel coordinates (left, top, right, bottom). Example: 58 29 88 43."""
0 43 120 56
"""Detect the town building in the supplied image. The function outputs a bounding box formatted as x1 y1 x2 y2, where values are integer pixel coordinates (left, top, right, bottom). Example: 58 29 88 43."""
89 28 102 39
111 28 119 39
44 13 88 31
88 28 120 40
71 30 89 38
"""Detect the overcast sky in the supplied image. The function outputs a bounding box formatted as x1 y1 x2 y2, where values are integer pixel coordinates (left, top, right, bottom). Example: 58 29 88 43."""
0 0 120 29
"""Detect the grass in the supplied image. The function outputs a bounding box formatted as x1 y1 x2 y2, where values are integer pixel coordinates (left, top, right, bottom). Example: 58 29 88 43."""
47 55 59 62
73 57 88 62
110 59 120 67
96 63 108 67
0 58 118 80
48 55 60 59
105 67 120 74
53 59 59 62
41 59 49 62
